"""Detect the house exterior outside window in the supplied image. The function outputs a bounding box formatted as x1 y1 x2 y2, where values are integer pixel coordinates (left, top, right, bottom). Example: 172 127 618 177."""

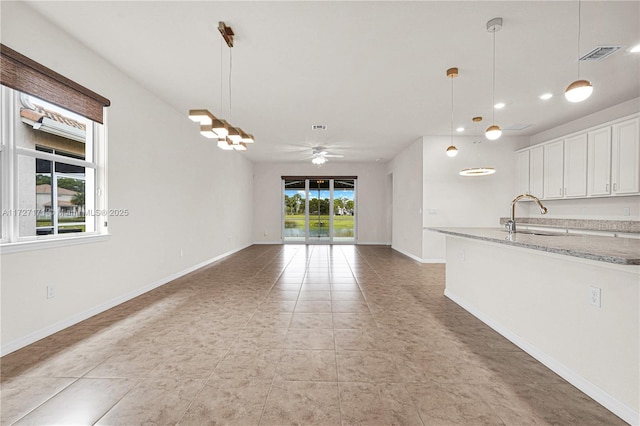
0 44 111 252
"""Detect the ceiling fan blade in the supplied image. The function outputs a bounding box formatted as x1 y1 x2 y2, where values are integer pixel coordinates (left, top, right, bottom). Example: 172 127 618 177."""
324 154 344 158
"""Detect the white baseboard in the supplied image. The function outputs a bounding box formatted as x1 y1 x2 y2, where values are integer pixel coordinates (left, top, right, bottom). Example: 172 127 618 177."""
392 247 423 262
392 246 444 264
0 243 251 356
444 288 639 426
252 241 392 246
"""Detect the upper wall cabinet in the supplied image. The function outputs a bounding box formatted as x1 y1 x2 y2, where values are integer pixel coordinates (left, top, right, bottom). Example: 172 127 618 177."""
543 140 565 199
517 115 639 200
612 118 640 195
516 145 544 196
587 127 612 196
563 133 588 198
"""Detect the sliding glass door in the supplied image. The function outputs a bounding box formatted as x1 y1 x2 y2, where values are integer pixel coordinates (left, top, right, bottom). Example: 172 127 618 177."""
283 178 356 244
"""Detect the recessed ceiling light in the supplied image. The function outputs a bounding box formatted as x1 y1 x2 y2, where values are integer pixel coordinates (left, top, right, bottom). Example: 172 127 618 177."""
494 102 505 109
456 127 464 132
539 93 553 100
630 44 640 53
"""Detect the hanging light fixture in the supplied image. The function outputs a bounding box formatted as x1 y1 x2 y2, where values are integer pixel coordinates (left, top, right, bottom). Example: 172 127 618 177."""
485 17 503 141
188 21 255 150
459 141 496 176
565 0 593 102
446 67 459 157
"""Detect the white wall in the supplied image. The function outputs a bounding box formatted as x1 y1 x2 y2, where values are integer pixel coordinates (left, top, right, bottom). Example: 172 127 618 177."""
387 134 529 262
0 2 254 354
445 236 639 424
421 135 530 261
388 139 423 259
252 161 390 244
522 98 640 220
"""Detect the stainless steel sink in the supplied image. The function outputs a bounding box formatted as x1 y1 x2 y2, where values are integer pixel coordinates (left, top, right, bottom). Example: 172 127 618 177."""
504 230 568 237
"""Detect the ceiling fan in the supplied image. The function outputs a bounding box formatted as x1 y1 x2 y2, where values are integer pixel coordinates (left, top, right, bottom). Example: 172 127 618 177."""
311 146 343 165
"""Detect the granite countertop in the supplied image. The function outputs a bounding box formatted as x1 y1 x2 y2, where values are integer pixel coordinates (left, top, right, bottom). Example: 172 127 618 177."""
426 227 640 265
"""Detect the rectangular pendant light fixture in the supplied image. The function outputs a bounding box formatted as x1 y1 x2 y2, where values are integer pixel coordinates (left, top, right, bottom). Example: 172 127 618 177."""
188 22 254 151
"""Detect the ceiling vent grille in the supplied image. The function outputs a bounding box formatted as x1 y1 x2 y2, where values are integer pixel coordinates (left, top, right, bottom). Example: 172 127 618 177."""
311 124 327 131
579 46 622 61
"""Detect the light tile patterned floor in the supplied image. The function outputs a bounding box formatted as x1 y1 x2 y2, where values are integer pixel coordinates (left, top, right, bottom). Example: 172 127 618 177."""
0 245 625 425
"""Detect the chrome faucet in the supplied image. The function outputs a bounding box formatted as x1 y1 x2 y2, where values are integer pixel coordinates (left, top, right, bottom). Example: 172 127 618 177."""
505 193 548 233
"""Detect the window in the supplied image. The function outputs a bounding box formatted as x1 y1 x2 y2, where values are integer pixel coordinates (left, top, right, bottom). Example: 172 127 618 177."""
1 44 110 251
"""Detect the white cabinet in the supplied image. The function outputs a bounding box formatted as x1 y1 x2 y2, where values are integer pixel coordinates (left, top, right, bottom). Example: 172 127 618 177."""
611 117 640 195
530 146 544 197
587 126 612 196
515 147 544 197
516 150 530 194
563 133 588 198
516 114 639 200
543 140 564 199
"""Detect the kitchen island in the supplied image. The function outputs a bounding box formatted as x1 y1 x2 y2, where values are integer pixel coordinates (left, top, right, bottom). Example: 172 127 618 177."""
428 227 639 425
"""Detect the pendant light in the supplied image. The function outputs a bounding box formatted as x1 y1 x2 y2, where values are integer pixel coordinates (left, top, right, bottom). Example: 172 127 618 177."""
485 17 503 141
445 67 459 157
188 21 255 150
565 0 593 102
460 141 496 176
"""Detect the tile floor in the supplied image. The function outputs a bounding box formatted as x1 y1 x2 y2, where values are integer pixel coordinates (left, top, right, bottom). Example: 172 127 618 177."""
0 245 625 425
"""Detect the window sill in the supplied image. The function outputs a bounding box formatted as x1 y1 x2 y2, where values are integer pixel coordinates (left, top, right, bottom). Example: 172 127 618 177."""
0 233 110 254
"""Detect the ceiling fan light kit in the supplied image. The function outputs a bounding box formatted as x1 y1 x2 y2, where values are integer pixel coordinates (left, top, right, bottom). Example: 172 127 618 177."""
189 22 255 151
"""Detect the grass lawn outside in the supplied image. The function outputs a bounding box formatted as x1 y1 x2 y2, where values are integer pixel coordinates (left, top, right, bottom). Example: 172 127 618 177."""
285 214 354 229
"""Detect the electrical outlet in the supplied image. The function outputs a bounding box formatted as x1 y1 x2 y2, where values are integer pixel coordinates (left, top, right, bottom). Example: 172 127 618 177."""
179 249 183 257
589 287 601 307
47 285 56 299
623 207 630 216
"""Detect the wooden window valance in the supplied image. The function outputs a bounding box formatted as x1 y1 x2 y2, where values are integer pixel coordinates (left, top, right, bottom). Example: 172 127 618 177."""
282 176 357 180
0 44 110 124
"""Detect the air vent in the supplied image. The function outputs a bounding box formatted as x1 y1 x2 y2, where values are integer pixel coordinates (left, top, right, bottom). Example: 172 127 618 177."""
503 123 533 131
311 124 327 131
579 46 622 61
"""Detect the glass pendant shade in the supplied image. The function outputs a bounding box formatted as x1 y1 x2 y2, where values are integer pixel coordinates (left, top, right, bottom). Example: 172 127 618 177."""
485 125 502 140
312 156 326 165
564 80 593 102
446 145 458 157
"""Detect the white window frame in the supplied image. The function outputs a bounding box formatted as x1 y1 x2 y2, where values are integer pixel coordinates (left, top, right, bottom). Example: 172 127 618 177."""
0 86 109 254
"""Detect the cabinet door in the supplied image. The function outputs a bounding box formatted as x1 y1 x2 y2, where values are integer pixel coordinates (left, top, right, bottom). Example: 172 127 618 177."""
587 127 611 196
612 118 640 195
516 150 530 194
563 134 588 197
530 146 544 197
543 140 564 199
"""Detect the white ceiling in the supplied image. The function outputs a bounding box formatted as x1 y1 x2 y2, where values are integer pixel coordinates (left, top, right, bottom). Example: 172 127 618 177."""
23 1 640 163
